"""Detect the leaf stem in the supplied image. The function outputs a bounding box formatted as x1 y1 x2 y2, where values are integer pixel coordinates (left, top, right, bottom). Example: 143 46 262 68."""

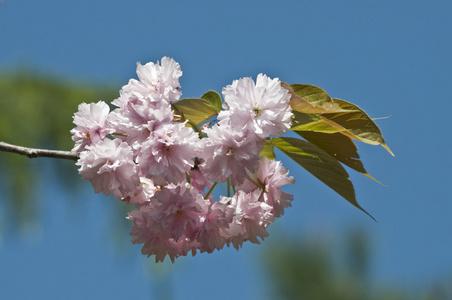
204 181 218 199
186 120 203 139
245 176 261 188
186 172 191 188
111 132 128 137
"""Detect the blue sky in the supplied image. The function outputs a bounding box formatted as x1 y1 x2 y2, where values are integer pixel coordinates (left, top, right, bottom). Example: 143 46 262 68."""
1 0 451 299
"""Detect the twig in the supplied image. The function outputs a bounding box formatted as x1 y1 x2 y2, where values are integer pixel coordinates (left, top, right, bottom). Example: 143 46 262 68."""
0 141 79 161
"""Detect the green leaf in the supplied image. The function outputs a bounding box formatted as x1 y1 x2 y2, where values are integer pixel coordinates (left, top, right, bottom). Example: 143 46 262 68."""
172 98 219 125
201 90 222 112
282 82 349 114
295 131 380 183
322 99 394 156
260 139 276 160
290 111 346 133
271 137 374 220
290 84 333 107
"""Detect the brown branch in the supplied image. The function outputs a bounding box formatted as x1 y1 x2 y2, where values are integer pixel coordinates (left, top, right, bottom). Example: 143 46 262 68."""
0 141 79 161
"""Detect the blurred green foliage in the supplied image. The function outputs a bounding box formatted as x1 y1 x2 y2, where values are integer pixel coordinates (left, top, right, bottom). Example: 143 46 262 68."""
262 229 452 300
0 71 119 234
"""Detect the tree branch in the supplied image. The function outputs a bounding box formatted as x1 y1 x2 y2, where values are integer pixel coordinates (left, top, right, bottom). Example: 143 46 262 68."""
0 141 79 161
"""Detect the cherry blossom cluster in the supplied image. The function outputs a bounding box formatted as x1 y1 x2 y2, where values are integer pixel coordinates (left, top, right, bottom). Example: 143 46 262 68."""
71 57 295 262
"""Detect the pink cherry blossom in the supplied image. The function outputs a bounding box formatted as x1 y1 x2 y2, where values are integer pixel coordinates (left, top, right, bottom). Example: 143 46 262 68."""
122 176 156 207
77 138 140 197
149 184 206 240
128 206 183 263
71 101 114 152
199 122 262 185
195 201 231 253
239 156 295 217
136 56 183 102
221 190 274 250
138 123 199 184
108 93 174 147
128 184 208 262
219 74 292 138
112 79 157 109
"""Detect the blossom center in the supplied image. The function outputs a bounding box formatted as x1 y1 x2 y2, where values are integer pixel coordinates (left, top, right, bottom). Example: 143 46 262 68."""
226 147 234 157
253 106 261 116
